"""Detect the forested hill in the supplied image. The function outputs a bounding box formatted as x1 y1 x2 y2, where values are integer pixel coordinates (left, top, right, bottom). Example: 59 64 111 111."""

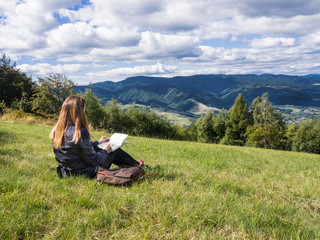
76 74 320 113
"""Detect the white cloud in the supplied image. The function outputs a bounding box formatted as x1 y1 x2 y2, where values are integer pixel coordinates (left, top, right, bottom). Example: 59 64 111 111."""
85 63 178 83
138 31 201 59
52 31 200 63
300 31 320 48
251 37 296 48
17 63 87 76
0 1 56 54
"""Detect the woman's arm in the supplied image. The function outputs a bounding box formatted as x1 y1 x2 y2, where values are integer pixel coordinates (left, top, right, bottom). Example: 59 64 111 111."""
79 129 110 166
90 136 110 148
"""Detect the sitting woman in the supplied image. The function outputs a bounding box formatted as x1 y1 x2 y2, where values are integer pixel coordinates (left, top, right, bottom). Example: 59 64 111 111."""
50 95 143 178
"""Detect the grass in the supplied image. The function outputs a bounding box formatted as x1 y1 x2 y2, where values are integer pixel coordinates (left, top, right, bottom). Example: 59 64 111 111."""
1 109 57 125
0 120 319 239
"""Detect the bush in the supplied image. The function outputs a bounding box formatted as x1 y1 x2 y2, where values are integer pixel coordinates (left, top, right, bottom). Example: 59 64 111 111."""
80 89 106 129
123 105 176 139
103 99 125 132
10 93 33 113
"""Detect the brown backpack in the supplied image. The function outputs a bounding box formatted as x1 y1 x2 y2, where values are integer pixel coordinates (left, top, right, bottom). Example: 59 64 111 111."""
96 167 145 185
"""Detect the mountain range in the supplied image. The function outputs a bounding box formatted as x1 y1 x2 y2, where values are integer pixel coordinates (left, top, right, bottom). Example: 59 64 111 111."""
76 74 320 120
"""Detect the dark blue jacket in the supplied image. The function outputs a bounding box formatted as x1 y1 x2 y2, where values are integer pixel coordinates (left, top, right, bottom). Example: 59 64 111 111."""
53 126 109 178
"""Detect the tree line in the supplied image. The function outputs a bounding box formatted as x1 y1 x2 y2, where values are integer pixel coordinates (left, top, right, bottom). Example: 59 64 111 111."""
1 54 320 154
194 93 320 154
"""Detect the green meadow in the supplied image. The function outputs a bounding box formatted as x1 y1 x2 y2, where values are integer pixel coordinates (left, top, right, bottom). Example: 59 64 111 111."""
0 121 319 239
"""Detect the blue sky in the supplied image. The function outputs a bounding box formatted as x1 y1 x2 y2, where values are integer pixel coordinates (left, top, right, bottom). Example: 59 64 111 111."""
1 0 320 84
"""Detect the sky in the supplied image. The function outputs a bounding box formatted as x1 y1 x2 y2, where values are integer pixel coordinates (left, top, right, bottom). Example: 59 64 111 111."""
1 0 320 85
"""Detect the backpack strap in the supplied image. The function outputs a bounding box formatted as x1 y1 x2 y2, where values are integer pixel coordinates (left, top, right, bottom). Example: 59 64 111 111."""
143 173 159 177
97 169 107 175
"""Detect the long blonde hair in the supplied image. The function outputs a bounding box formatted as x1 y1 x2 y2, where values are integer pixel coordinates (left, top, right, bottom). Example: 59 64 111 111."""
50 96 91 149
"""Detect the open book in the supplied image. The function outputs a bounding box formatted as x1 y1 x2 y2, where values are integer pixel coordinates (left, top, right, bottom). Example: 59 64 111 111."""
98 133 129 152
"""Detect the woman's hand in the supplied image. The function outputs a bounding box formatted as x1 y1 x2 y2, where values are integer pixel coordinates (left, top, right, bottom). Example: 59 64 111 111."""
99 136 110 143
104 144 112 153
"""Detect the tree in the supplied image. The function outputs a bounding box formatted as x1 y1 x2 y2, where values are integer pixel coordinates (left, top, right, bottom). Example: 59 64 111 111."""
0 54 35 110
251 93 284 127
246 93 286 149
80 89 106 129
103 99 125 132
194 109 229 143
221 93 251 145
285 123 298 150
292 118 320 154
32 74 76 115
195 111 215 143
212 109 229 142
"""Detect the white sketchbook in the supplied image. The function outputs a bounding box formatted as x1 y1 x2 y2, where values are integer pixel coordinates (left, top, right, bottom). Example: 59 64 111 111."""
98 133 129 152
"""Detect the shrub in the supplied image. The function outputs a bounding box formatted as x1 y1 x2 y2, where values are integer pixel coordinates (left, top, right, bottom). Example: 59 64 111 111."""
80 89 106 129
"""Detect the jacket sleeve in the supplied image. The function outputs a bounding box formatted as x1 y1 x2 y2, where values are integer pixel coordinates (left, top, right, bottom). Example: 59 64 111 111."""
78 129 109 166
90 140 100 148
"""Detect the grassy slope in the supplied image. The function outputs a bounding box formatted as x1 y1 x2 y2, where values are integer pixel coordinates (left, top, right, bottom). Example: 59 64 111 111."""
0 121 319 239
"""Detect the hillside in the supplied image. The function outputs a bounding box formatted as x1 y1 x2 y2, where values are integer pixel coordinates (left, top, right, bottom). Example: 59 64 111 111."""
1 121 319 239
76 74 320 122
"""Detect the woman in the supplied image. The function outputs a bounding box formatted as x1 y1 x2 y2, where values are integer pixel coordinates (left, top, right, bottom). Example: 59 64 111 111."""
50 96 143 178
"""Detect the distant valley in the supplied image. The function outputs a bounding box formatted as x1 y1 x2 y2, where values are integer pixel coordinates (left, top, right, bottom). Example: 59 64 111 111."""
76 74 320 125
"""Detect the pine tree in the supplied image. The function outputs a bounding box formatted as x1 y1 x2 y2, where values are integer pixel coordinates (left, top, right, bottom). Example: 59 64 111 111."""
221 93 251 146
195 111 215 143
